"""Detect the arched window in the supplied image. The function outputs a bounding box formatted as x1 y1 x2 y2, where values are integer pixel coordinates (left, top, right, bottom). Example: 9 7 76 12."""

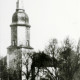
26 40 29 47
12 40 16 46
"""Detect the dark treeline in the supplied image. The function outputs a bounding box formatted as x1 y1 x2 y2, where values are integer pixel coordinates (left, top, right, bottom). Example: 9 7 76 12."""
31 37 80 80
1 37 80 80
42 37 80 80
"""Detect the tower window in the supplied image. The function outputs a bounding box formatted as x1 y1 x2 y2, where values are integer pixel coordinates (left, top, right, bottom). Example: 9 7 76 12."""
26 40 29 47
12 40 16 46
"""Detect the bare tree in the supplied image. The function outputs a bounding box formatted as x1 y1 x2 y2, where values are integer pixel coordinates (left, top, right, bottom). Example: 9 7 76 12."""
22 51 33 80
58 37 79 80
45 38 58 58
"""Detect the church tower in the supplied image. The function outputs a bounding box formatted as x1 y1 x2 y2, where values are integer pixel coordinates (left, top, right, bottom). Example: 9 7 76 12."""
7 0 33 80
11 0 30 47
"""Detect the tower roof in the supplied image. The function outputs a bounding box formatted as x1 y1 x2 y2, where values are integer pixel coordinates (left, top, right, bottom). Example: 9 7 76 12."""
11 0 30 27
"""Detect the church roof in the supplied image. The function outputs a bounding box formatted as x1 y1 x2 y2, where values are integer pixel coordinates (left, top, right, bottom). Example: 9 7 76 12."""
11 0 30 27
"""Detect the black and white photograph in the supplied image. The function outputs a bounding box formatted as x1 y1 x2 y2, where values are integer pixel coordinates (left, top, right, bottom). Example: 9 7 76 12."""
0 0 80 80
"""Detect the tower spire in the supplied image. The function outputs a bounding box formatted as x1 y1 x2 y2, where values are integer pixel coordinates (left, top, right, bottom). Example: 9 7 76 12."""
16 0 24 9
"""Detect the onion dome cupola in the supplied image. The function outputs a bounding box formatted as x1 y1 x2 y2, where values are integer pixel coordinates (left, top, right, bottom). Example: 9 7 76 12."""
11 0 30 27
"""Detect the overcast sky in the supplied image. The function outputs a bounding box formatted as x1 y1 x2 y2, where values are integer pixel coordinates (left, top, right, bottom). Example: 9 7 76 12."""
0 0 80 56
